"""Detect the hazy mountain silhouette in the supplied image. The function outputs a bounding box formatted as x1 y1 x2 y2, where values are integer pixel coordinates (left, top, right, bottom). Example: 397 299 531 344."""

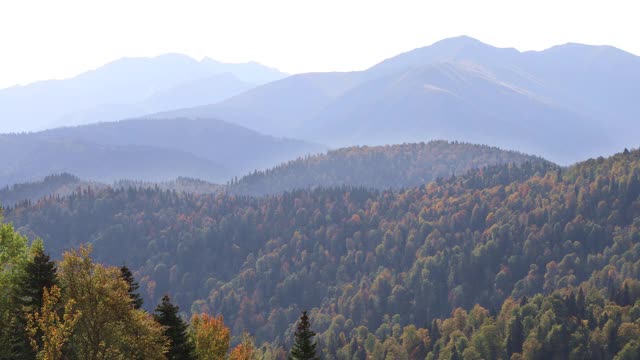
0 54 286 133
54 73 255 127
0 118 324 187
0 135 226 187
165 36 640 164
157 71 364 136
200 57 288 84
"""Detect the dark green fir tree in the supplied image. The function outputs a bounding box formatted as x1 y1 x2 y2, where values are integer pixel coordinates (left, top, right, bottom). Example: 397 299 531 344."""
154 295 195 360
507 312 524 357
10 241 58 359
120 265 144 310
289 311 319 360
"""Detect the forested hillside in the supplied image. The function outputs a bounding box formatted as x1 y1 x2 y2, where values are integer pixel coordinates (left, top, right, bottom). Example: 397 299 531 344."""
0 117 324 187
230 141 548 195
33 117 324 176
114 177 223 195
4 147 640 358
0 173 85 207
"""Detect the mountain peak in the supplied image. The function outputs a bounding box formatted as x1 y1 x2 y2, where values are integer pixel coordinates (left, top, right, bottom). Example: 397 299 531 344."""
431 35 487 47
199 57 287 84
366 35 517 78
527 41 640 70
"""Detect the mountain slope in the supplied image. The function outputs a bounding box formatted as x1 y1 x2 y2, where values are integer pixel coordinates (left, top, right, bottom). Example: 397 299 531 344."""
55 73 255 128
0 174 226 208
160 71 363 137
230 141 550 195
34 117 325 175
0 117 324 187
0 174 86 207
307 61 608 163
0 54 286 132
200 58 288 84
6 146 639 356
0 134 228 187
164 36 640 164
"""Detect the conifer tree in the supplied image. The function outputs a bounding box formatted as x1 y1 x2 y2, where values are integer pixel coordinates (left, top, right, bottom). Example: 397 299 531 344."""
430 319 441 344
289 311 319 360
576 288 586 317
154 295 195 360
10 241 58 359
507 312 524 357
450 344 461 360
121 265 144 310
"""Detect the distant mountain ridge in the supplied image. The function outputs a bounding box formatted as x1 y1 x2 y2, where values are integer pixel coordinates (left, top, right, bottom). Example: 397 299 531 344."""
0 174 225 208
0 117 324 187
229 141 551 196
0 174 86 207
0 54 287 133
1 140 547 204
163 36 640 164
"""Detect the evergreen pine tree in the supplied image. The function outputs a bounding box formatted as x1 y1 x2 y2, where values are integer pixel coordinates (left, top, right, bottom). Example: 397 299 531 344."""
451 343 461 360
566 291 577 316
120 265 144 309
577 288 586 317
430 319 441 345
289 311 319 360
10 242 58 359
507 312 524 357
622 283 632 306
154 295 195 360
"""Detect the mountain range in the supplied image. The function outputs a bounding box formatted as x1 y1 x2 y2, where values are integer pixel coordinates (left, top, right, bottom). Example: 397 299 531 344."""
163 36 640 164
1 35 639 198
0 141 546 205
0 54 286 133
0 117 323 187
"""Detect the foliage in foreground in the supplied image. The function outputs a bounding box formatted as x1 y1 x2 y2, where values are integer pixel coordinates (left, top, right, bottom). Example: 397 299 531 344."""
0 224 261 360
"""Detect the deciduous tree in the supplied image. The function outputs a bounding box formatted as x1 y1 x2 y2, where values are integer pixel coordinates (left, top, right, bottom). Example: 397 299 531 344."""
190 312 231 360
26 285 80 360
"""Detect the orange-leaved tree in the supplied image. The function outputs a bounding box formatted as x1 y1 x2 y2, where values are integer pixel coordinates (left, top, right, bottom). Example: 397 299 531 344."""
229 331 258 360
190 312 231 360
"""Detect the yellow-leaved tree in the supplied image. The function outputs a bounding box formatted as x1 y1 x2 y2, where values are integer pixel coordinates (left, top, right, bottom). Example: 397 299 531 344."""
26 285 81 360
190 312 231 360
58 244 168 360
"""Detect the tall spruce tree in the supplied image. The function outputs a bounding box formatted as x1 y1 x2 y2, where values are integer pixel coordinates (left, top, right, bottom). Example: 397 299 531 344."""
120 265 144 310
154 295 195 360
289 311 319 360
9 241 58 359
507 312 524 357
451 344 461 360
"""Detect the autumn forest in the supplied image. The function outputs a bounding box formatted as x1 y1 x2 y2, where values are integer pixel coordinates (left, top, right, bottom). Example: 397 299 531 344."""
2 17 640 360
1 142 639 359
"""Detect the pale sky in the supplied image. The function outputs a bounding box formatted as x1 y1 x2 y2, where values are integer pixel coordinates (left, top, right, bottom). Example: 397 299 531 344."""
0 0 638 89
